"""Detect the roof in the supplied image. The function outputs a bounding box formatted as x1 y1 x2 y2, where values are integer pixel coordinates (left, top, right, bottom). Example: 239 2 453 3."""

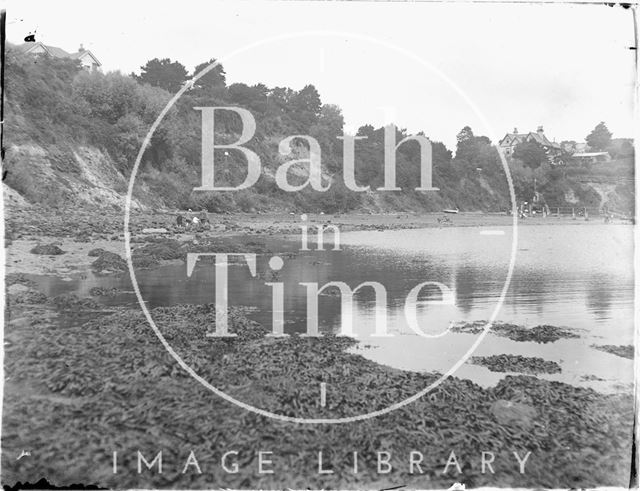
45 45 72 58
500 126 562 149
526 132 562 149
573 152 610 157
499 133 527 145
526 132 549 145
71 50 101 66
17 42 101 66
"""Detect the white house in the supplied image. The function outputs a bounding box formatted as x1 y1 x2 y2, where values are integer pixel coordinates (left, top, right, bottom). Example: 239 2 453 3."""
18 42 101 72
498 126 562 158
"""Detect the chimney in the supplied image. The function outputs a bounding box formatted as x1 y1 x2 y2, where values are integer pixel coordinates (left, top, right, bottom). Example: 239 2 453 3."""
537 125 544 135
513 127 518 134
78 43 85 52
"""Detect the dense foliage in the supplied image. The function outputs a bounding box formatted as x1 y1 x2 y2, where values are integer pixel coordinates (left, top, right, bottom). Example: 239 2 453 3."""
585 121 613 151
4 46 633 213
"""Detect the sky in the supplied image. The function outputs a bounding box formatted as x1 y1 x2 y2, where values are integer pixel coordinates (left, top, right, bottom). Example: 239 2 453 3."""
5 0 637 149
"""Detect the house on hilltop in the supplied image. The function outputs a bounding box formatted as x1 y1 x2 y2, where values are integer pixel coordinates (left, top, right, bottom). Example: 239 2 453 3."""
18 42 101 72
499 128 527 157
499 126 563 162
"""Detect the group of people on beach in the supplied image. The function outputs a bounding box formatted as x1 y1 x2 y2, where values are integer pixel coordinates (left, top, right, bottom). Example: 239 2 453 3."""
176 209 210 230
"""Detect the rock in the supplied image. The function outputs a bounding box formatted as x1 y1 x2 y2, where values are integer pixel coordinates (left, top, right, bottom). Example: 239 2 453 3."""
50 293 101 310
90 251 127 272
452 322 578 343
133 240 183 260
6 273 36 287
87 248 107 257
132 254 159 268
9 289 48 305
89 287 123 297
490 399 537 428
7 284 31 295
591 344 634 360
471 354 561 375
30 243 65 255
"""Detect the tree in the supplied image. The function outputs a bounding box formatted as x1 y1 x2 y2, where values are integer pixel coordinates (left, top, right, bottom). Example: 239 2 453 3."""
268 87 295 110
292 84 322 115
318 104 344 133
136 58 188 93
455 126 474 155
192 58 226 90
310 104 345 171
454 126 493 166
512 140 548 169
228 83 267 109
585 122 612 151
607 138 634 159
356 124 376 139
291 84 322 128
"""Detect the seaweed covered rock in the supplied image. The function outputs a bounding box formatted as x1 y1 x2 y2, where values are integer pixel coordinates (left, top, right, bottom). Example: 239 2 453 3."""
506 324 579 343
89 286 124 297
30 243 65 255
91 251 128 273
87 248 108 257
126 239 186 268
6 273 36 287
50 293 101 310
132 253 159 268
9 289 48 305
133 239 184 260
592 344 634 360
452 321 579 343
471 354 561 374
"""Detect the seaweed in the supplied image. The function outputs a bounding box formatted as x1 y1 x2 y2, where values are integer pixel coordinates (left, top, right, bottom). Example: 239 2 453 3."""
452 321 579 343
471 354 562 375
89 287 123 297
49 293 101 311
131 254 159 269
90 251 127 273
2 302 633 489
490 399 537 428
6 273 36 288
8 289 48 305
87 248 107 257
30 244 65 255
591 344 634 360
132 239 184 261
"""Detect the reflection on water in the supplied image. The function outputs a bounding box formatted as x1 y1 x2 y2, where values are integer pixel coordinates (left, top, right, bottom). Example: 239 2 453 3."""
30 223 634 392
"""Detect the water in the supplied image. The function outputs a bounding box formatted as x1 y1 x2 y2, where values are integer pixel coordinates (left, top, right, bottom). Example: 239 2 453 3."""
31 223 634 392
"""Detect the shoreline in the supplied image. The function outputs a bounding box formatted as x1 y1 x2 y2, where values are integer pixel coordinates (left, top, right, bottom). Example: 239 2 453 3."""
6 208 625 278
3 206 635 488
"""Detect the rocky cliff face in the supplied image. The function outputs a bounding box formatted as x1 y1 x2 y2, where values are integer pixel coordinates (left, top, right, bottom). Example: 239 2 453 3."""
3 143 154 211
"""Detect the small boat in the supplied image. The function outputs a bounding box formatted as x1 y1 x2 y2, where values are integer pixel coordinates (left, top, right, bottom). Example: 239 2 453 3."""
443 208 459 214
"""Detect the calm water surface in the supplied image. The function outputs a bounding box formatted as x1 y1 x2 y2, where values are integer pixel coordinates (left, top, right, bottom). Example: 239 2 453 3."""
33 223 634 392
